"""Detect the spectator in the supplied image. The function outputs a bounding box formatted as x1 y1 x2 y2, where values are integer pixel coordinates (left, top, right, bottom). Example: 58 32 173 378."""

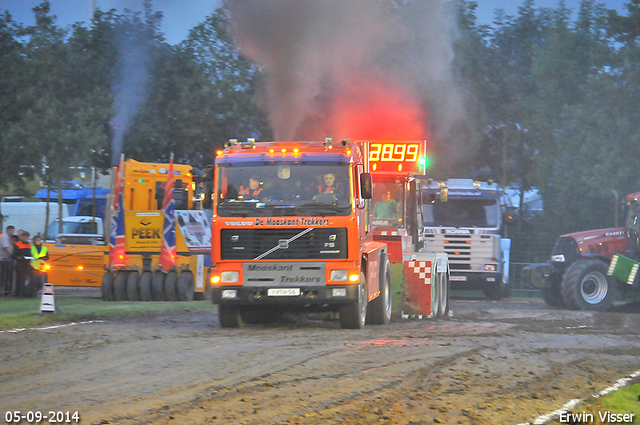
0 225 15 260
13 231 33 297
30 235 49 293
373 190 400 219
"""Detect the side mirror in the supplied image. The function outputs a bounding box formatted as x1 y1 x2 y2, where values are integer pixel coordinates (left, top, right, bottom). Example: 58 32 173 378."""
423 191 437 204
360 173 372 199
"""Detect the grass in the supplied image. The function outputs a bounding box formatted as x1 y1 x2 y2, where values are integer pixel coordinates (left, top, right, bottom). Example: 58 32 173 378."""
0 297 213 330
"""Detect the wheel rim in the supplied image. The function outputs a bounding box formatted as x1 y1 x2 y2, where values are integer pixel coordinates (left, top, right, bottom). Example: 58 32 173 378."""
581 271 609 304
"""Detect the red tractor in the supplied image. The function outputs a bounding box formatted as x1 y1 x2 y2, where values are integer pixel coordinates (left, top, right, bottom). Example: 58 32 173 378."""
523 192 640 311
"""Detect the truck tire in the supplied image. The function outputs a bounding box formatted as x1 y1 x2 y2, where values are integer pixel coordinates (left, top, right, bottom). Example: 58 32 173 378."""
541 283 566 308
438 272 450 317
177 272 195 301
483 278 505 300
164 271 178 301
138 272 153 302
126 271 140 301
151 271 164 301
101 273 114 301
114 272 127 301
340 273 367 329
219 304 244 328
561 259 617 311
368 254 392 325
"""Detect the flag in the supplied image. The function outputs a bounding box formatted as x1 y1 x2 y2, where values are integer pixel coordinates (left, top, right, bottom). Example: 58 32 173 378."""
109 156 126 269
159 154 177 271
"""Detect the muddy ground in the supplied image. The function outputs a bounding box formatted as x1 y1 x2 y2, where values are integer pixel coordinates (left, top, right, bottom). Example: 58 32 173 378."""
2 297 640 425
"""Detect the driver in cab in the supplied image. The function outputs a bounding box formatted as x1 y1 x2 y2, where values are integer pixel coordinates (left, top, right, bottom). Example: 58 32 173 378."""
238 175 264 200
317 173 340 195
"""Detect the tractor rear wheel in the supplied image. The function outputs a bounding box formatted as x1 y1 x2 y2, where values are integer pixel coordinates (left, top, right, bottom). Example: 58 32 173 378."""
561 259 616 311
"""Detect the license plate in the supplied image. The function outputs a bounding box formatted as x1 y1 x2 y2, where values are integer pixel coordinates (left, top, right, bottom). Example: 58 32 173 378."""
267 288 301 297
449 276 467 282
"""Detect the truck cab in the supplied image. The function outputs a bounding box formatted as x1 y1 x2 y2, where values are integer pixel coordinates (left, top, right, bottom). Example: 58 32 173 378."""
421 179 508 299
209 139 391 329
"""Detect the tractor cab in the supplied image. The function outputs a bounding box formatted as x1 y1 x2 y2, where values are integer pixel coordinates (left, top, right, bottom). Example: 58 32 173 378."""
625 193 640 258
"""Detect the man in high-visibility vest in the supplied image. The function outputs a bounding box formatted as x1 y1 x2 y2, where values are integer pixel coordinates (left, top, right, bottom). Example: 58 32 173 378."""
30 235 49 296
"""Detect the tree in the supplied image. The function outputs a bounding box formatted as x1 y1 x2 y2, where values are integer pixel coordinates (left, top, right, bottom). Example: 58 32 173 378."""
3 1 110 227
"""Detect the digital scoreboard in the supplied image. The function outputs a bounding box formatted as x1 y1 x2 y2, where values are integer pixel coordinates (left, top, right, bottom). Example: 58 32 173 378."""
367 141 426 175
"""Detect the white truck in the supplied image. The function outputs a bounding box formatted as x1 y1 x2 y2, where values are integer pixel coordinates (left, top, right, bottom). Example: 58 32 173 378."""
0 202 68 237
421 179 510 299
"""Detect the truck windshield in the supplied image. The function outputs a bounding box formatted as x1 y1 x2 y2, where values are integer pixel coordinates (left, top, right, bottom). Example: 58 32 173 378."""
46 220 101 241
216 162 351 217
423 199 499 227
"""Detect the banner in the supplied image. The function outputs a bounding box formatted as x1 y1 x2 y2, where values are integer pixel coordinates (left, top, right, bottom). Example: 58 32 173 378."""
159 154 177 271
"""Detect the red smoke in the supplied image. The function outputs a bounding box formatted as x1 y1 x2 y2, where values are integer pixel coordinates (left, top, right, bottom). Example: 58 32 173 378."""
332 77 429 140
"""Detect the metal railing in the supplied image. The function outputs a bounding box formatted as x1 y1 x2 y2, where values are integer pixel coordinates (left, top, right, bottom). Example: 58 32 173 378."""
0 259 16 297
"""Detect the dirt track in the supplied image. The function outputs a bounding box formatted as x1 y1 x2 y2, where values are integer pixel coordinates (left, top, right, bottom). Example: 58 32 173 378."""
2 298 640 425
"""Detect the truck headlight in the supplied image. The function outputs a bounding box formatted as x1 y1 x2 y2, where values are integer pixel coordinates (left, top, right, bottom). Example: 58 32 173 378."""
484 264 496 272
552 254 565 262
221 271 239 283
331 270 348 281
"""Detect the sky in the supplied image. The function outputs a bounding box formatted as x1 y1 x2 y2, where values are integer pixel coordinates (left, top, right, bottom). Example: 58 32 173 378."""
1 0 630 45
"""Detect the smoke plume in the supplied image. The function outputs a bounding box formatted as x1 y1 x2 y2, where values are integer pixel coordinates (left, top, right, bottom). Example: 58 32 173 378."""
224 0 463 144
110 27 151 166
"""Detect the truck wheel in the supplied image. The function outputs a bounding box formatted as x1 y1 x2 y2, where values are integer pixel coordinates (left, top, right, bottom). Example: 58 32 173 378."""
114 272 127 301
561 259 616 311
219 304 244 328
340 273 367 329
483 279 505 300
101 273 114 301
138 272 153 302
541 283 566 308
164 271 178 301
438 272 450 317
177 272 195 301
151 271 164 301
126 271 140 301
368 254 392 324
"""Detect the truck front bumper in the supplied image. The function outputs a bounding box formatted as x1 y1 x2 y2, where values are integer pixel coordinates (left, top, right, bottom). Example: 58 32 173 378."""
522 263 555 289
449 271 503 289
211 285 360 307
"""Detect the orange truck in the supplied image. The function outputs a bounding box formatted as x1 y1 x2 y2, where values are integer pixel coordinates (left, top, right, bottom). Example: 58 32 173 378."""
209 138 450 328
